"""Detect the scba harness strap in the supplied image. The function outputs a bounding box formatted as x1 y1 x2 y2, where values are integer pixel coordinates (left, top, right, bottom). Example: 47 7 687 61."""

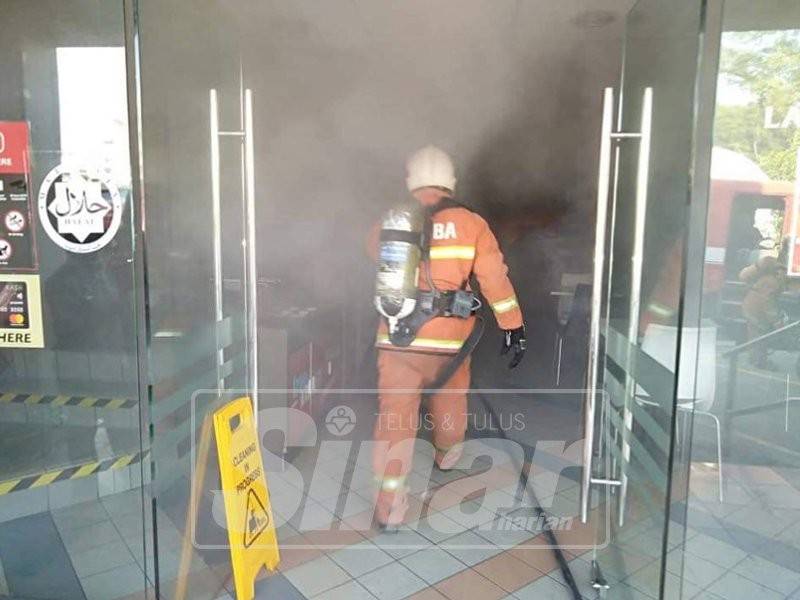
388 289 477 347
386 198 479 348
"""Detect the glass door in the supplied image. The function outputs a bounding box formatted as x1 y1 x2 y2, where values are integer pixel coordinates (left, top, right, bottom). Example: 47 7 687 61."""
0 2 148 599
132 0 258 597
674 2 800 599
581 0 708 598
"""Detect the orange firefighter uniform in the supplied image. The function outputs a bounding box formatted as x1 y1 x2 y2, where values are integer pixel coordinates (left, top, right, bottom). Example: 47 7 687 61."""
368 203 524 525
740 256 786 366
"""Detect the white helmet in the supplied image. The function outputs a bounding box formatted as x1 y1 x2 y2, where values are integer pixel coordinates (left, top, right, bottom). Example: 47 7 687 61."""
405 145 457 192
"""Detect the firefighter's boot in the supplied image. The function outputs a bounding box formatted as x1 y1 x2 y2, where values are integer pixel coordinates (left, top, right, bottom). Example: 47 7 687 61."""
374 486 409 532
435 444 464 471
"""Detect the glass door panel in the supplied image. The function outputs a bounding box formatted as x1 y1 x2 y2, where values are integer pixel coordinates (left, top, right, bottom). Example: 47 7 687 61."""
675 2 800 599
583 0 707 597
0 2 147 599
134 0 256 597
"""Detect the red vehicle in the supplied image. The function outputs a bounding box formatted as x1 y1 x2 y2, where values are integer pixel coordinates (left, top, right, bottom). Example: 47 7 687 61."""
704 147 797 297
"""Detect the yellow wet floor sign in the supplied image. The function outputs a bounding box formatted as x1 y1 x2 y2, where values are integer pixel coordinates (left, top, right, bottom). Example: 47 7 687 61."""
214 397 280 599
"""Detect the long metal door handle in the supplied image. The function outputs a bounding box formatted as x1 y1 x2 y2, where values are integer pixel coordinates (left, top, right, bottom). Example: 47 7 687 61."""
618 86 654 527
627 87 653 339
581 87 654 525
209 86 259 421
243 88 259 426
209 89 226 392
581 87 615 523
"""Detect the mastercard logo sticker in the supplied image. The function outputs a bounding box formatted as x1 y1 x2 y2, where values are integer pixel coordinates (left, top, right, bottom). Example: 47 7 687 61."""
8 314 25 326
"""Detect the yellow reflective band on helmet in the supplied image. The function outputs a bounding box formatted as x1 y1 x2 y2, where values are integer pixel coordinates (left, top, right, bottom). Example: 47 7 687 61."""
491 295 519 314
429 245 476 260
376 475 406 492
377 333 464 351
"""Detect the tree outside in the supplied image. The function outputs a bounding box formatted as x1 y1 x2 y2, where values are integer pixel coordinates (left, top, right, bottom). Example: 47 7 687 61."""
716 30 800 182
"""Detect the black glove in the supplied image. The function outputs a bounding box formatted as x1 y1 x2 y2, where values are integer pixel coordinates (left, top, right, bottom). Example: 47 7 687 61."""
501 325 527 369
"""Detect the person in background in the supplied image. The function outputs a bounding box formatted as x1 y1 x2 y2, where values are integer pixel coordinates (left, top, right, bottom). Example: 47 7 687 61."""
739 245 789 369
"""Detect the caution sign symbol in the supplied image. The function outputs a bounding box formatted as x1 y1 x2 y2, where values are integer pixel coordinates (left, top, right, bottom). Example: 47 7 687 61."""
243 488 269 548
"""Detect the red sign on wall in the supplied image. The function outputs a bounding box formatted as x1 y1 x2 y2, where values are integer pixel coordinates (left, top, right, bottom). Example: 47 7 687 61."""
0 121 31 174
0 121 37 270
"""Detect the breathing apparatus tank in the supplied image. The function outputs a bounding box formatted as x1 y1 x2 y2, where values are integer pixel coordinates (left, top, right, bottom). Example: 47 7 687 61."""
374 202 426 334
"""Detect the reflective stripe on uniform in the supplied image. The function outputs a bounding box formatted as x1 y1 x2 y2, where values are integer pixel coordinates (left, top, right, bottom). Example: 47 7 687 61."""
434 442 458 452
429 245 475 260
491 295 519 314
647 302 675 318
376 333 463 351
376 475 406 492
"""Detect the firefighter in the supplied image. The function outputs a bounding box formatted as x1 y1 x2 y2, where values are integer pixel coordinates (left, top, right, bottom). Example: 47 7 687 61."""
370 145 526 528
740 252 787 369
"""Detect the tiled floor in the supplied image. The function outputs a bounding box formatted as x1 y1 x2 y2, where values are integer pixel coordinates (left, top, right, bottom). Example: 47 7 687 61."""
593 462 800 600
240 439 603 600
1 433 799 599
14 485 216 600
0 488 153 600
660 464 800 600
239 440 800 600
51 490 155 600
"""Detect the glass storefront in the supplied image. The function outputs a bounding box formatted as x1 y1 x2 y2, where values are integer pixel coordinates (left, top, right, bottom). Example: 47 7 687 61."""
674 1 800 599
136 1 254 597
587 1 800 598
585 1 709 598
0 2 147 600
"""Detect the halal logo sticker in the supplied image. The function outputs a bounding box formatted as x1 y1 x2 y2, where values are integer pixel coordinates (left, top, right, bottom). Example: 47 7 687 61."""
37 165 123 254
